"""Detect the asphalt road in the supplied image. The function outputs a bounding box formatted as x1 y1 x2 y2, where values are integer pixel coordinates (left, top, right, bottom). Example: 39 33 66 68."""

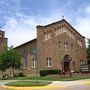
31 80 90 90
0 79 90 90
0 88 7 90
0 85 90 90
62 85 90 90
31 85 90 90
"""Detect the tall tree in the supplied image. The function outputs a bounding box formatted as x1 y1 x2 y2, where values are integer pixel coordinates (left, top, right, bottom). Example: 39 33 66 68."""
87 38 90 64
0 46 22 77
87 39 90 56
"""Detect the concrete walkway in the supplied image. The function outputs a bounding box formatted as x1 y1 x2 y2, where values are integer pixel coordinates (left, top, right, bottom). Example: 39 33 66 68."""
49 79 90 86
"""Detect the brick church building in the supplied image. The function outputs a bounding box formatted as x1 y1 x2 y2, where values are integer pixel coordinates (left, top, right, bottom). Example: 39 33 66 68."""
14 19 87 75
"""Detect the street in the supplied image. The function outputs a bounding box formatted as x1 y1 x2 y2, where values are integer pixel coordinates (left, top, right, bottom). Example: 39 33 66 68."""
31 84 90 90
31 80 90 90
0 85 90 90
0 79 90 90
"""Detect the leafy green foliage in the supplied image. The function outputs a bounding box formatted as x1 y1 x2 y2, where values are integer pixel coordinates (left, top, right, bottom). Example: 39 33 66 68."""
6 81 51 86
14 72 25 77
0 51 9 71
87 39 90 54
39 69 61 76
0 46 22 76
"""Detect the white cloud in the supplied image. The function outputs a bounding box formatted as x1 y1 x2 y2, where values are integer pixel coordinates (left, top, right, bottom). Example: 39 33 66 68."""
3 16 37 47
2 4 66 47
85 6 90 13
75 17 90 39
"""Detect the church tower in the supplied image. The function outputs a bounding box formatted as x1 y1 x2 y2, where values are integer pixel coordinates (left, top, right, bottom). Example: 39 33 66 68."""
0 29 7 53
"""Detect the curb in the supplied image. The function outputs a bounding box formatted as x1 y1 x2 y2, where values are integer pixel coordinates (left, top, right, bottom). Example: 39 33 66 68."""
0 85 64 90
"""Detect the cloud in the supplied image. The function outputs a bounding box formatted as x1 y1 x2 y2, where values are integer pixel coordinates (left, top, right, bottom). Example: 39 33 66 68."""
3 13 63 47
85 6 90 13
3 15 37 47
75 16 90 39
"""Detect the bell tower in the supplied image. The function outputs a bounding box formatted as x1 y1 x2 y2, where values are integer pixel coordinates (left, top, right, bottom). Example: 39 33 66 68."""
0 28 7 53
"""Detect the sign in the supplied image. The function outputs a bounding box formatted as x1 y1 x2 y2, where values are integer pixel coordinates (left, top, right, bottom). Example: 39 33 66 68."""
81 65 89 72
30 48 39 55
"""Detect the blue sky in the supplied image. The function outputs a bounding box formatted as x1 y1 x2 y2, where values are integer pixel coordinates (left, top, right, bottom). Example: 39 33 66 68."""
0 0 90 47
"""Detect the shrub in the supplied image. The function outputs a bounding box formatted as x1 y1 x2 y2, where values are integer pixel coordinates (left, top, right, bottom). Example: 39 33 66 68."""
39 69 61 76
14 73 19 77
19 72 25 77
14 72 25 77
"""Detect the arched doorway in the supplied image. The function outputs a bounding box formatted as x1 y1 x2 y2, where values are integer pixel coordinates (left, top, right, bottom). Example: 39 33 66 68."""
63 54 72 73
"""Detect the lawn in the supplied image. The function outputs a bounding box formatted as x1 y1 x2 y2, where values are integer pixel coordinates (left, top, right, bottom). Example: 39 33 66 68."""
4 74 90 87
6 81 51 87
11 74 90 81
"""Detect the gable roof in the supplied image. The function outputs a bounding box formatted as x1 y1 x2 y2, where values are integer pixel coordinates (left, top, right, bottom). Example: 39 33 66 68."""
0 30 5 33
14 38 37 49
37 19 85 38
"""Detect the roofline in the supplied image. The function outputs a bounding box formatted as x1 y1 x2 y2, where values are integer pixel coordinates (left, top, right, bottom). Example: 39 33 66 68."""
37 19 85 38
14 38 37 49
62 19 85 38
0 30 5 33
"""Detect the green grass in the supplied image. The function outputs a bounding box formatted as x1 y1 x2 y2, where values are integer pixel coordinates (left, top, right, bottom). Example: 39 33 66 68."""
6 81 51 87
11 75 90 81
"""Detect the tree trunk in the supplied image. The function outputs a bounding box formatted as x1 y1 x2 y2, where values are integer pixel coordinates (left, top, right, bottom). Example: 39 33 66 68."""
10 67 12 77
12 68 14 77
2 71 4 78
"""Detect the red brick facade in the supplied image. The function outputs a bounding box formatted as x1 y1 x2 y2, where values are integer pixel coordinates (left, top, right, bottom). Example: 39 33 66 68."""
0 30 7 53
15 19 87 75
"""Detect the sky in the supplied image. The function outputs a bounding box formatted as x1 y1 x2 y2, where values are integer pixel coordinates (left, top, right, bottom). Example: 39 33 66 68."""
0 0 90 47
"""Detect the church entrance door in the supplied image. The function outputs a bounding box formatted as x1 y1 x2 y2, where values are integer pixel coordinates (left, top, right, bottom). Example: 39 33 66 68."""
63 54 72 73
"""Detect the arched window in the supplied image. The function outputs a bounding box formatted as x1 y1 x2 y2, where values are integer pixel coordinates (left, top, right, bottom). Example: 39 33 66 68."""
64 42 69 50
71 43 73 49
32 58 36 68
58 41 61 49
46 57 52 67
24 48 28 68
80 59 83 66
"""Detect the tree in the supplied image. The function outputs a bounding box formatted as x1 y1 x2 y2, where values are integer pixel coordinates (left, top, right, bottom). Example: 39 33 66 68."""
0 46 22 77
87 38 90 64
87 39 90 56
0 46 9 76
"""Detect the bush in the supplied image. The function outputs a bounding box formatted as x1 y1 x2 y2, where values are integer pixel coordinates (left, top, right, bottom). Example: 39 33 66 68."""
39 69 61 76
14 72 25 77
19 72 25 77
14 73 19 77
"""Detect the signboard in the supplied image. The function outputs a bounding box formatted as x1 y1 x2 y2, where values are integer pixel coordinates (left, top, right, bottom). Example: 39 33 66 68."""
30 48 39 55
81 65 89 72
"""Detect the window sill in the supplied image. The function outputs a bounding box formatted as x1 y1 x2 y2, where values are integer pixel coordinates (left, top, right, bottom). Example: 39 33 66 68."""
64 50 69 51
47 66 52 68
23 68 27 70
32 67 36 69
58 49 62 50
